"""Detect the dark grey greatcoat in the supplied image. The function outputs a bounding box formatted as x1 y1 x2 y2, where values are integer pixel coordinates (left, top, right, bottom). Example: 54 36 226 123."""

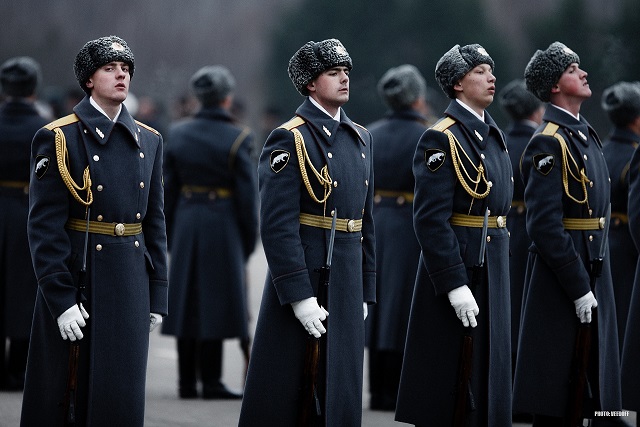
504 120 536 365
366 109 427 352
396 100 513 427
621 140 640 411
0 100 48 340
239 99 376 427
513 105 621 417
161 107 257 340
602 127 639 354
21 97 169 427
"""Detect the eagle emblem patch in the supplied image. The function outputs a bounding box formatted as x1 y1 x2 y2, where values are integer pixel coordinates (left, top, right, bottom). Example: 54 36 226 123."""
533 153 554 175
270 150 290 173
35 155 50 179
425 149 446 172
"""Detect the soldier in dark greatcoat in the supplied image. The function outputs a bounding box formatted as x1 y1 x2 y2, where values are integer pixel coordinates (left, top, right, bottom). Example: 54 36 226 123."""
364 64 429 411
161 65 257 399
0 56 49 391
496 79 544 394
513 42 628 427
239 38 376 427
20 36 168 427
620 83 640 419
395 44 513 427
601 82 640 358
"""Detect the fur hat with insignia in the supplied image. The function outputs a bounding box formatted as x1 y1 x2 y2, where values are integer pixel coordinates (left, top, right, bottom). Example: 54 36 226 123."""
498 79 543 121
0 56 41 97
74 35 135 94
190 65 236 107
378 64 426 111
435 44 495 99
601 81 640 127
524 41 580 102
288 38 352 96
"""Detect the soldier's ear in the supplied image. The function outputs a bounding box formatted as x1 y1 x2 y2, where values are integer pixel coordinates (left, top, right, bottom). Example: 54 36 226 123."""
307 81 316 93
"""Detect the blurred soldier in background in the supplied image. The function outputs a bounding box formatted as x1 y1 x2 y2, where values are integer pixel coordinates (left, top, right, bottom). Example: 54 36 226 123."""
496 79 544 394
513 42 627 427
240 38 376 426
601 81 640 358
365 64 429 411
20 35 168 426
161 65 257 400
396 43 513 427
0 56 48 391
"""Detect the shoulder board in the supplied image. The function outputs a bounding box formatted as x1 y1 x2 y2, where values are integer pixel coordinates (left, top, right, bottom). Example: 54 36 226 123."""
278 116 306 131
430 117 456 132
135 120 160 136
44 114 79 130
540 122 560 136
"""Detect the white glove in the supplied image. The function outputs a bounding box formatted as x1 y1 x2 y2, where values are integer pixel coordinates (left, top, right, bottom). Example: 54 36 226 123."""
150 313 163 333
447 285 479 328
291 297 329 338
57 303 90 341
574 291 598 323
363 303 368 320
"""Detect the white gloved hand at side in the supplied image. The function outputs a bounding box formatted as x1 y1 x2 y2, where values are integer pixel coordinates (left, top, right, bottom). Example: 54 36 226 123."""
574 291 598 323
150 313 163 333
447 285 479 328
291 297 329 338
57 303 90 341
363 302 368 320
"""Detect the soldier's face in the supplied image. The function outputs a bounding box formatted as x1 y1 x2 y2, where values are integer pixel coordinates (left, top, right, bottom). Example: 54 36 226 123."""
555 63 591 100
86 61 130 106
307 66 350 113
454 64 496 112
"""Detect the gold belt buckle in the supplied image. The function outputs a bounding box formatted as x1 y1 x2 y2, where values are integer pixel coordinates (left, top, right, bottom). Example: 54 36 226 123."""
114 223 126 236
496 216 505 228
599 217 605 229
347 219 356 232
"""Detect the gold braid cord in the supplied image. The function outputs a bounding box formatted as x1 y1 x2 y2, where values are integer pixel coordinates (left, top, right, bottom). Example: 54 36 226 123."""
445 130 490 200
54 127 93 207
292 128 332 205
553 132 590 205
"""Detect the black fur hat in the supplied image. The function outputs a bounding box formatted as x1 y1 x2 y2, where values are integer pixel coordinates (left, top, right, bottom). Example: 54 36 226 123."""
288 38 352 96
498 79 543 121
435 44 495 99
190 65 236 107
74 35 135 94
378 64 426 111
601 81 640 127
0 56 41 97
524 42 579 102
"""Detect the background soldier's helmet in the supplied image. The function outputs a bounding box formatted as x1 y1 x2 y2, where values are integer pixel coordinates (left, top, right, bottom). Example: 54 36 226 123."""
190 65 236 107
74 35 135 94
377 64 426 111
498 79 543 121
601 81 640 127
524 41 580 102
288 38 352 96
0 56 41 97
435 44 495 99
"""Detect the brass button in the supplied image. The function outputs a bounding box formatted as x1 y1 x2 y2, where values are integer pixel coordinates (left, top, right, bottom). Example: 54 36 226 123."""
360 236 364 243
114 223 126 236
139 182 145 189
136 213 141 220
589 235 594 242
328 152 333 159
486 236 491 243
361 152 365 159
362 209 365 215
588 209 593 216
347 220 356 232
480 153 485 160
374 194 382 204
508 231 511 238
134 241 140 248
330 209 335 217
517 205 525 214
93 155 100 161
511 176 514 182
96 244 103 251
396 196 405 206
333 181 338 188
583 154 588 161
97 215 104 221
496 216 505 228
97 184 104 191
365 180 369 186
589 181 594 188
139 152 145 158
487 181 493 188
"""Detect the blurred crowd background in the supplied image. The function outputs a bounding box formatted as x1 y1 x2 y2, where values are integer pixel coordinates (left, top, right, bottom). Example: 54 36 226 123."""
2 0 639 139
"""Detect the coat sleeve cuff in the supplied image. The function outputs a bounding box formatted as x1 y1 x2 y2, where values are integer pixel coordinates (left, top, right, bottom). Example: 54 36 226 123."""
553 255 591 301
363 270 376 303
428 262 469 296
272 269 314 306
149 279 169 316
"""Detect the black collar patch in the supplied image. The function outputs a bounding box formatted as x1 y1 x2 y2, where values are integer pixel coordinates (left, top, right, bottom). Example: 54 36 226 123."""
533 153 554 175
35 155 50 179
270 150 290 173
425 148 446 172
